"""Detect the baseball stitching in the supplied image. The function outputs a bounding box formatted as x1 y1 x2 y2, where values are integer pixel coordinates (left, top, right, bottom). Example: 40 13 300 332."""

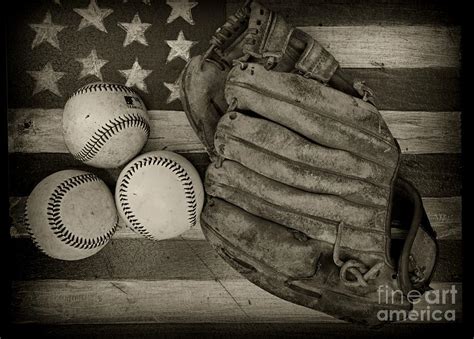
73 113 150 162
24 203 49 255
118 155 198 240
25 173 118 251
70 83 135 98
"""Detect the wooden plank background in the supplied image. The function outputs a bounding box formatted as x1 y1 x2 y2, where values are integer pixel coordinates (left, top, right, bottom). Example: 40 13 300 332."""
8 109 461 154
11 280 462 324
7 0 462 331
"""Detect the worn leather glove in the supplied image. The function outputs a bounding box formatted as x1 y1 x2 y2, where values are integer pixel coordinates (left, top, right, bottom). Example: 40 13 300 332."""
179 1 438 325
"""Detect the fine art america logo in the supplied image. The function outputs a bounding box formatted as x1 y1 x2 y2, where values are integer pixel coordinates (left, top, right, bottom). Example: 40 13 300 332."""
377 285 458 322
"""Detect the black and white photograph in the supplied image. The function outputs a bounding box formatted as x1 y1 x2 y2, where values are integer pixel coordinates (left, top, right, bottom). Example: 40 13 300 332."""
3 0 468 337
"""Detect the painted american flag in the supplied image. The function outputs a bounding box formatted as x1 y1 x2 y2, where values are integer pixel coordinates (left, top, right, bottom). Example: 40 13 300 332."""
7 0 225 111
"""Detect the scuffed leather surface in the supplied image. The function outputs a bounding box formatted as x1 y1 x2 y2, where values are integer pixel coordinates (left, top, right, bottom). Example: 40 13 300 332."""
179 55 229 156
199 63 403 324
179 0 439 325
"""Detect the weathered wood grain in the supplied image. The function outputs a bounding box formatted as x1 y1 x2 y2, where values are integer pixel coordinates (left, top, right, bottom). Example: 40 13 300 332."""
435 240 463 283
11 280 462 324
7 152 462 198
148 110 203 152
299 26 460 68
8 109 65 154
5 25 463 110
8 68 461 112
10 238 461 282
222 281 462 322
399 154 461 198
8 109 461 154
344 68 460 112
7 152 209 196
421 197 462 240
11 238 241 281
9 196 462 240
381 111 460 154
226 0 461 26
7 0 463 331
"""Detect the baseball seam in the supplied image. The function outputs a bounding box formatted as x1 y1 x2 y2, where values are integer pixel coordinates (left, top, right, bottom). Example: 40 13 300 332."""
73 113 150 162
44 173 118 250
70 83 135 98
118 156 198 240
24 203 49 255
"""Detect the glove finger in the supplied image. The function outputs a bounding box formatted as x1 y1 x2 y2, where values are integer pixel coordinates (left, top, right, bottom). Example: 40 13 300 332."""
224 63 399 168
201 197 323 278
206 160 386 234
215 111 392 207
205 161 386 256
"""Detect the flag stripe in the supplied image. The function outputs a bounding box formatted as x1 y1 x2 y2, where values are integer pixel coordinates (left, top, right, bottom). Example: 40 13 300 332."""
8 109 461 154
226 0 461 26
9 196 462 240
342 68 460 111
11 280 462 324
7 23 460 109
7 67 462 110
7 152 462 198
9 238 461 282
301 26 460 68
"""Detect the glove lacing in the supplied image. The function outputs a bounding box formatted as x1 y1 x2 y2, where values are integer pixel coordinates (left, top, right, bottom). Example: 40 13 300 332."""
201 2 251 68
212 97 239 168
333 222 384 287
353 81 376 105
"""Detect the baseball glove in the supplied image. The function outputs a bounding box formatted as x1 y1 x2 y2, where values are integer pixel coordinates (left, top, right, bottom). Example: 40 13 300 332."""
179 1 438 325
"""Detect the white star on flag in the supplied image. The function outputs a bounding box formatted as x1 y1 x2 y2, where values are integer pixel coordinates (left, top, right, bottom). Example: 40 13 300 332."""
165 30 197 63
29 11 66 50
119 58 153 93
118 13 151 47
76 49 109 80
163 78 181 103
166 0 198 25
74 0 113 33
27 62 65 97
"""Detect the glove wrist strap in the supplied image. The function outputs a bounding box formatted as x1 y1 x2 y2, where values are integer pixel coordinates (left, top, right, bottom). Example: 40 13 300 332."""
292 30 339 83
393 177 439 295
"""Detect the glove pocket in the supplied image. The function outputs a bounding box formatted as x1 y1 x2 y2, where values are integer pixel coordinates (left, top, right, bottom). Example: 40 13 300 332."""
201 197 321 278
201 198 407 326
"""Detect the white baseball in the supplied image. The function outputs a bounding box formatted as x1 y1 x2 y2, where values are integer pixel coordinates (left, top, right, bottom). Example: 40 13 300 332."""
63 82 150 168
116 151 205 241
25 170 118 260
